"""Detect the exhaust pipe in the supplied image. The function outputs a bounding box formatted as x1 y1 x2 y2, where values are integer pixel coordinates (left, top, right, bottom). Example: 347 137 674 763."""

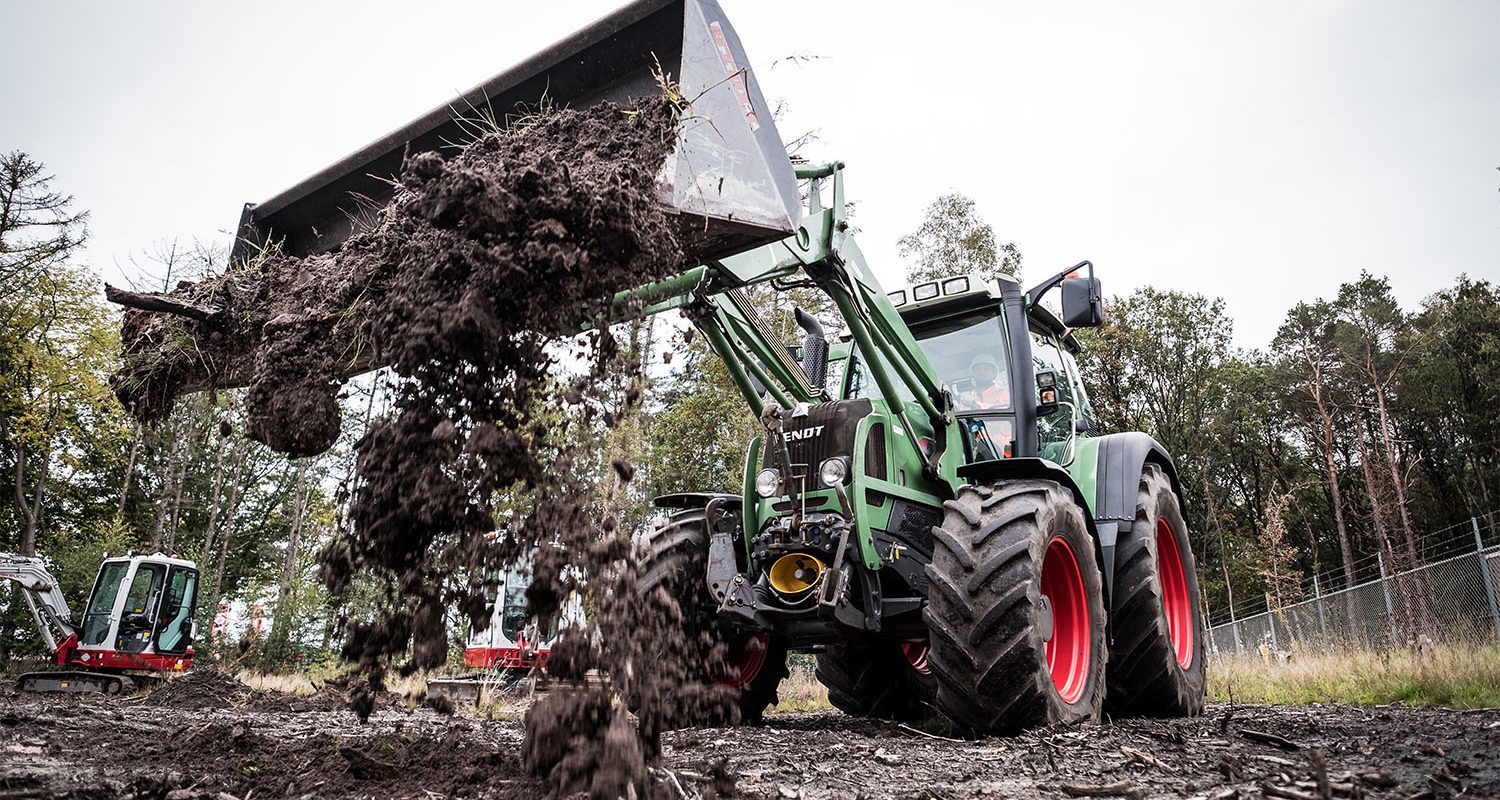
232 0 800 268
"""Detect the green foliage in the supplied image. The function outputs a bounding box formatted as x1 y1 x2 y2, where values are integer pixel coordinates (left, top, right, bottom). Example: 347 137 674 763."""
640 335 759 500
897 192 1022 284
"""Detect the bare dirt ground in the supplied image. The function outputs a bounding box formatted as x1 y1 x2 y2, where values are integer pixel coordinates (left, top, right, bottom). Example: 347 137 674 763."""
2 675 1496 800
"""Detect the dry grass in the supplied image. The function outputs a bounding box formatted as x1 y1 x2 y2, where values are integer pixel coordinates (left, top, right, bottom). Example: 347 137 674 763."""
770 665 831 714
1209 642 1500 709
237 671 317 696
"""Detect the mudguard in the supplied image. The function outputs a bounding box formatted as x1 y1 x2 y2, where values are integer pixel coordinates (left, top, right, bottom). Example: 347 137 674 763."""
1090 431 1180 599
955 457 1108 585
652 492 742 510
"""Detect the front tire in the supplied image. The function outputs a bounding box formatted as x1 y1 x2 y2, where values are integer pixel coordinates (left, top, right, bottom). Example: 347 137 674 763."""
634 508 788 725
925 480 1107 735
1105 464 1206 716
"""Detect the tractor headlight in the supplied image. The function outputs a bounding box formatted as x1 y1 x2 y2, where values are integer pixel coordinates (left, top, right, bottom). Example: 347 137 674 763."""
818 456 850 487
755 468 781 498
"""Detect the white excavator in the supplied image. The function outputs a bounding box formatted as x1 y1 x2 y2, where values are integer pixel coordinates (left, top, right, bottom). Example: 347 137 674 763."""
426 548 587 705
1 551 199 693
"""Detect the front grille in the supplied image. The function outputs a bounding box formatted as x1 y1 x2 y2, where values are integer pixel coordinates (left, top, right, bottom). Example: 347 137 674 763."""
763 399 872 476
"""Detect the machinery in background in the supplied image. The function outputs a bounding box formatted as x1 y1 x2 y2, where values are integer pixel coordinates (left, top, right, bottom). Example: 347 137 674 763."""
2 551 199 693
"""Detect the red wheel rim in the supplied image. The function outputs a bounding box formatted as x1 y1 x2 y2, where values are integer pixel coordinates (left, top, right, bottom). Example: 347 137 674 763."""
1040 536 1090 703
711 632 769 689
1156 518 1194 668
901 640 930 675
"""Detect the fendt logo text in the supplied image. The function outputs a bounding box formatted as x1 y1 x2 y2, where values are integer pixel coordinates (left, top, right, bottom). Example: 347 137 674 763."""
783 425 825 442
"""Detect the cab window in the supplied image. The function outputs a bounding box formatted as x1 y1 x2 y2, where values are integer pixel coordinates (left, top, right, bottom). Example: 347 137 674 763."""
80 562 129 646
153 567 198 654
1031 331 1078 456
847 310 1012 412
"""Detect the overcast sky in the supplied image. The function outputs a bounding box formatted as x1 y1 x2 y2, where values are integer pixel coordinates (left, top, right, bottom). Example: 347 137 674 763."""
3 1 1496 348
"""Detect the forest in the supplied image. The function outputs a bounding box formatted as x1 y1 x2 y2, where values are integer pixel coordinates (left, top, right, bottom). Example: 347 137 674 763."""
3 150 1497 665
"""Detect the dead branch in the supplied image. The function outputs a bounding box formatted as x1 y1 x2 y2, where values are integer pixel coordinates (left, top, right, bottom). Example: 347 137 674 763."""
1059 780 1144 799
104 283 220 321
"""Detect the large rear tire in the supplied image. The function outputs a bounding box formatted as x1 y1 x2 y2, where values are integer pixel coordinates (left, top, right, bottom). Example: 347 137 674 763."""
925 480 1107 735
1105 464 1206 716
635 508 788 725
815 639 935 722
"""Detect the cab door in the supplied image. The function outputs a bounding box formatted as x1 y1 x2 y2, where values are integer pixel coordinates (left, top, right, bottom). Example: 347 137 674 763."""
115 561 165 654
152 565 199 654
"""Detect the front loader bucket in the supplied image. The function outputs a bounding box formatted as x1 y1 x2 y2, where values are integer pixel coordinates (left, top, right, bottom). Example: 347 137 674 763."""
231 0 800 266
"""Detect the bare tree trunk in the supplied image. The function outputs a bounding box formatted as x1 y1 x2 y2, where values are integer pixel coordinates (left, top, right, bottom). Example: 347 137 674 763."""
164 436 190 554
276 461 309 610
148 419 185 552
1363 340 1434 633
10 430 51 557
205 447 248 645
200 431 229 564
1355 413 1419 640
116 423 142 520
270 460 310 660
1297 347 1359 632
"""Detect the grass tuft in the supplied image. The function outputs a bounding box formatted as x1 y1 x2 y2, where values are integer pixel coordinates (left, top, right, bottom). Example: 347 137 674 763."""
769 664 831 714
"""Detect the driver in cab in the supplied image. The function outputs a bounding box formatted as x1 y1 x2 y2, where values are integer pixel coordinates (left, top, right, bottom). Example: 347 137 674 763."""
957 353 1009 410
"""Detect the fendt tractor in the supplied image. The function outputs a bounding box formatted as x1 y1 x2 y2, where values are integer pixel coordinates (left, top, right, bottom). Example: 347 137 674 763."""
2 552 199 693
222 0 1205 732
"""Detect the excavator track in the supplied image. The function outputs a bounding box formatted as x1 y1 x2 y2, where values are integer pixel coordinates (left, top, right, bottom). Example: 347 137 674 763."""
18 671 136 695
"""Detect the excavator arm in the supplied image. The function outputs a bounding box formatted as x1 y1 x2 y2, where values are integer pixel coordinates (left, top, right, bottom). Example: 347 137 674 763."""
0 553 77 653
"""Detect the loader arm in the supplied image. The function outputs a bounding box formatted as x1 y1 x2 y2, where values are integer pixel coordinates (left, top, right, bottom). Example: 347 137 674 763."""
607 163 959 485
0 553 77 652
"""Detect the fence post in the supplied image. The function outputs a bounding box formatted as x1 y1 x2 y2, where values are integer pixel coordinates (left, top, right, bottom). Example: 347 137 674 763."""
1266 592 1278 651
1313 573 1329 646
1378 551 1398 643
1474 517 1500 643
1229 602 1242 655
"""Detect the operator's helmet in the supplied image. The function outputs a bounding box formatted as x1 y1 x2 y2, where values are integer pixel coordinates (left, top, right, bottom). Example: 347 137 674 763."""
969 353 999 376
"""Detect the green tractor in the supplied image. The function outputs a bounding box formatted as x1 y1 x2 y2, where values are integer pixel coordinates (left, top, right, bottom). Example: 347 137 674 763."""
628 168 1206 732
224 0 1205 733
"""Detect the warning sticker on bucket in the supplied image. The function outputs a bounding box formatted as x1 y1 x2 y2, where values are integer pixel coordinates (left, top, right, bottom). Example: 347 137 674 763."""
709 21 760 131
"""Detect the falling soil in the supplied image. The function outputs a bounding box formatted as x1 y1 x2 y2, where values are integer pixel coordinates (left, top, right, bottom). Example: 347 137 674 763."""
110 97 736 796
3 694 1497 799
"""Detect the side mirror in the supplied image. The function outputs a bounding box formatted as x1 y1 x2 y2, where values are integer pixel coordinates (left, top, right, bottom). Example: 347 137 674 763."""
1061 276 1103 328
1035 370 1060 417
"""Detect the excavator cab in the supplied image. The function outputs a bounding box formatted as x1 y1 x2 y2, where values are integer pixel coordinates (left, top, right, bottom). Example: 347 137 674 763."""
3 551 199 693
75 554 200 665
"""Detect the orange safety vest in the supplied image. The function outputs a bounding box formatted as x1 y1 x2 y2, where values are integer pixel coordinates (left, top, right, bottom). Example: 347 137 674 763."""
961 384 1010 410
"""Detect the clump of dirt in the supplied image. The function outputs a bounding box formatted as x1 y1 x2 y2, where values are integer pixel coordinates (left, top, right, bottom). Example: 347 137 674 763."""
144 670 251 709
112 98 737 798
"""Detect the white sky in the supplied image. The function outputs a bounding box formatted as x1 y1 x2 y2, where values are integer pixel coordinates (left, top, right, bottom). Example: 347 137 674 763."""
3 0 1496 348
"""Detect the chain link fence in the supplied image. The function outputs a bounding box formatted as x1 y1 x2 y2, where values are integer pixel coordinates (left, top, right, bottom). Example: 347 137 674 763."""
1207 513 1500 656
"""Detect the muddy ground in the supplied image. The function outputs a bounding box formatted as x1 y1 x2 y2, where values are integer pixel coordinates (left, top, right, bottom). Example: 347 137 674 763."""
2 676 1495 800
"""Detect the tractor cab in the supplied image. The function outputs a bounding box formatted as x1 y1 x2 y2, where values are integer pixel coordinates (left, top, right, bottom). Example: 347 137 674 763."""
850 268 1101 468
69 553 199 672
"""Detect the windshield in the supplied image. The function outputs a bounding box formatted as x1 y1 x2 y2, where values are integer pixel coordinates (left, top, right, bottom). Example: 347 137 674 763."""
81 561 129 645
847 310 1012 411
500 567 530 642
